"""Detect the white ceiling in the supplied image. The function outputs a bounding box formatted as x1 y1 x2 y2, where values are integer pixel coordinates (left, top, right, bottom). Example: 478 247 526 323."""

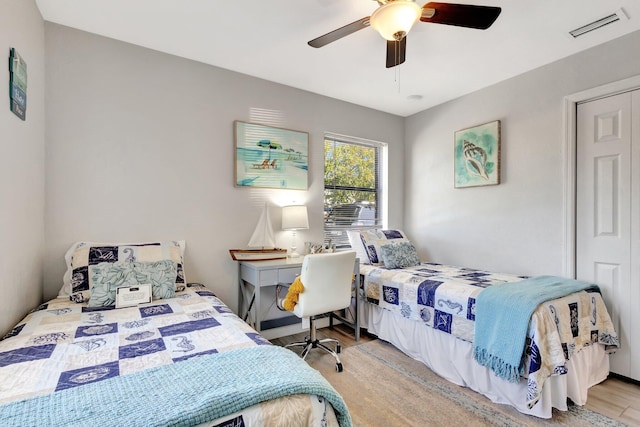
35 0 640 117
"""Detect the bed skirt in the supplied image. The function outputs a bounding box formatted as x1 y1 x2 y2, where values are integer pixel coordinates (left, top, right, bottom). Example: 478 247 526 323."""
364 303 610 418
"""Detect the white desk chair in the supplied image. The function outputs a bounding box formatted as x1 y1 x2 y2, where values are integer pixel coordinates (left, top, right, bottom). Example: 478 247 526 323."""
279 251 356 372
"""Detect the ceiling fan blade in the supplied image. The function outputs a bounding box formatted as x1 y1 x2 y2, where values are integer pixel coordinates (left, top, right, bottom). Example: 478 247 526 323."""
420 2 501 30
308 16 371 48
386 37 406 68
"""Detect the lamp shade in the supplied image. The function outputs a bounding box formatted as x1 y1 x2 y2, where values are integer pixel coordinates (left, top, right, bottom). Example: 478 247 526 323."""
282 205 309 230
370 0 421 41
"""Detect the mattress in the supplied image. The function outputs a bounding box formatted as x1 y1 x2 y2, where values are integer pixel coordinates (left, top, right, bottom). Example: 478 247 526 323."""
361 262 619 413
0 284 350 427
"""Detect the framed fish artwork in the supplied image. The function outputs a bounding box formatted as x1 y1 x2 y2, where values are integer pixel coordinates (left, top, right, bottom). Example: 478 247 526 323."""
454 120 500 188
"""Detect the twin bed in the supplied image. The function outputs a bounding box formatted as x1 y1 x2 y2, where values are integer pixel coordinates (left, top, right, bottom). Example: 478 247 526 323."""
0 234 621 423
350 229 620 418
0 241 351 427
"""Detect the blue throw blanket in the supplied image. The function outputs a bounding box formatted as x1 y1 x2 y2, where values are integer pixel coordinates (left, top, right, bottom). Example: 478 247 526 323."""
0 345 352 427
473 275 599 382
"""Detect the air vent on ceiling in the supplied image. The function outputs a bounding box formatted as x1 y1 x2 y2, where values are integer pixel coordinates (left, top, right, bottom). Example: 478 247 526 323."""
569 8 629 38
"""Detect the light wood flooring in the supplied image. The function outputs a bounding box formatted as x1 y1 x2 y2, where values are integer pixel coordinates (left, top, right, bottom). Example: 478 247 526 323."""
271 325 640 426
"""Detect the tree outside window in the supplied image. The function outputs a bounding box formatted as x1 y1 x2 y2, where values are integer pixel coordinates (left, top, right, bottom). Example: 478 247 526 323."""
324 137 383 248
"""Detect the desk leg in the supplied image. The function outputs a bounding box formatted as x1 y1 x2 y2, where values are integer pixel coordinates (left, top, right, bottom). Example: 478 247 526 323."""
354 272 360 341
239 280 258 331
238 276 244 319
254 284 261 332
328 261 361 341
243 294 255 322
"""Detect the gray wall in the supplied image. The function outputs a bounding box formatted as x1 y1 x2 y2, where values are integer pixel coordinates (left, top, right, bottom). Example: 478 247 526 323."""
0 0 45 335
405 30 640 277
44 23 405 310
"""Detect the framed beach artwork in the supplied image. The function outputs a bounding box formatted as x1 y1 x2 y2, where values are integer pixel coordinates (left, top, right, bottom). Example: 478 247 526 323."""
454 120 501 188
234 120 309 190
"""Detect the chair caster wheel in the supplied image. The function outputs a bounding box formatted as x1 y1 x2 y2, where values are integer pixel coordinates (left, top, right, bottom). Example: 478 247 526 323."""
336 344 341 354
336 363 343 372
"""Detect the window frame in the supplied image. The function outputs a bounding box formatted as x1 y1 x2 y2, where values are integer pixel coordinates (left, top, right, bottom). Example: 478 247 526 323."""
323 132 388 249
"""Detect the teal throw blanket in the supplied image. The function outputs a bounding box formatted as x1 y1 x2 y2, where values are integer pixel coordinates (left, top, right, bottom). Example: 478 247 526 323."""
473 275 599 382
0 345 352 427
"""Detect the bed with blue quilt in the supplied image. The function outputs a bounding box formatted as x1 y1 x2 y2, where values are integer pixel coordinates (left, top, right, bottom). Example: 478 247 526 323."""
0 241 351 427
350 229 619 419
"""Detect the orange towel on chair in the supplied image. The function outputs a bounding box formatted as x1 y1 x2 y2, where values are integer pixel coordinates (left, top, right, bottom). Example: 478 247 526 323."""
283 276 304 311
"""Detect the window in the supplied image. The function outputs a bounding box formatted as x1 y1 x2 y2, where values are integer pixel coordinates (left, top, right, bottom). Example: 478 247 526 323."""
324 133 387 249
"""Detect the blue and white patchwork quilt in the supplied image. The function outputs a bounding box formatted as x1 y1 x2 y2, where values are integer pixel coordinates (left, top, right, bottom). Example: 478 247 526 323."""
362 262 619 408
0 284 350 427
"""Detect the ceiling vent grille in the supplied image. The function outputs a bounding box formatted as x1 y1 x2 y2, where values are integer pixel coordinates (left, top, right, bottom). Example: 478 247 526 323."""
569 9 629 38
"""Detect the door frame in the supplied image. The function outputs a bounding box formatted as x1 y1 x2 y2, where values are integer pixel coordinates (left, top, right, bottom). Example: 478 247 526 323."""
562 75 640 278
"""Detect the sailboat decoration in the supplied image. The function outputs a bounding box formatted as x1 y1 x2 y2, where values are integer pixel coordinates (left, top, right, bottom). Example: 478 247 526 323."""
229 204 288 261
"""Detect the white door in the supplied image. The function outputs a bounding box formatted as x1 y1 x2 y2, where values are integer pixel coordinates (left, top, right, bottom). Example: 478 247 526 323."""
632 90 640 381
576 90 640 380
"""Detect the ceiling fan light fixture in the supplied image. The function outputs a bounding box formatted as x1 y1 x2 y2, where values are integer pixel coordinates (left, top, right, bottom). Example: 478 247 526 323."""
370 0 421 41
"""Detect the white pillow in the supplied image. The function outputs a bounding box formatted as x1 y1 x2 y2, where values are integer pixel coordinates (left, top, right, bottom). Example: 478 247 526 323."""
346 230 370 265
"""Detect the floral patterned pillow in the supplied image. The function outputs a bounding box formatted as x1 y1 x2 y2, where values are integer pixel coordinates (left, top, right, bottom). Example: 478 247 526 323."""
379 240 421 269
88 260 178 307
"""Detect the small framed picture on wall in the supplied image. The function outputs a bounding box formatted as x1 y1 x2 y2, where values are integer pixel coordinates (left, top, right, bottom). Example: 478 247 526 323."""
9 48 27 121
454 120 500 188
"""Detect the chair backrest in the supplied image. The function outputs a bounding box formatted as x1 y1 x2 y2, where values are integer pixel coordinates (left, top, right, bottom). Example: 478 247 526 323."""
294 251 357 318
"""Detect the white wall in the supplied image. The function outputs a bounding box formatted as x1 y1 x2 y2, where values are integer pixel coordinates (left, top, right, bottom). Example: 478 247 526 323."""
0 0 45 335
44 23 405 311
405 30 640 277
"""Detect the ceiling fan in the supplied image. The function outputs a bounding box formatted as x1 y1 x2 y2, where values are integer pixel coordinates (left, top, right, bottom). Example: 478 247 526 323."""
308 1 501 68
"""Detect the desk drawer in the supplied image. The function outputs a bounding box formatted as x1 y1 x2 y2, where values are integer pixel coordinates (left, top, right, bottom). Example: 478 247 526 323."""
278 267 300 284
258 270 278 286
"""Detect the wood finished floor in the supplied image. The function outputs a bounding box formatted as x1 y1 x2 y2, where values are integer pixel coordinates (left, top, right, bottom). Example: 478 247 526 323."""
271 325 640 426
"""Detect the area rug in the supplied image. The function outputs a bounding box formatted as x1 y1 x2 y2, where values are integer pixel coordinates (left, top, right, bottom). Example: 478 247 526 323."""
312 340 627 427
